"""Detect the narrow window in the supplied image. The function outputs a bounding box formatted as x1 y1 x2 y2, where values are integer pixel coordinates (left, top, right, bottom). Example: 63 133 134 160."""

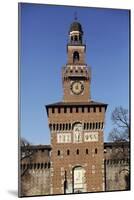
76 107 78 113
70 107 72 113
45 163 47 168
93 107 96 112
64 107 67 113
73 51 79 63
98 122 100 129
99 107 101 112
57 150 60 156
88 107 90 112
95 148 98 154
86 149 88 154
67 149 70 155
66 123 68 130
76 149 79 155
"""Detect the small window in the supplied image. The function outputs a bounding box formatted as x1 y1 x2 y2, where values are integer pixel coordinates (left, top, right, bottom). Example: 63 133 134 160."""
64 107 67 113
88 107 90 112
87 123 89 130
86 149 88 154
76 149 79 155
90 123 92 129
84 123 86 130
93 107 96 112
82 107 84 113
57 150 60 156
67 149 70 155
99 107 101 112
76 107 78 113
52 108 55 113
70 107 72 113
95 148 98 154
96 122 98 129
45 163 47 168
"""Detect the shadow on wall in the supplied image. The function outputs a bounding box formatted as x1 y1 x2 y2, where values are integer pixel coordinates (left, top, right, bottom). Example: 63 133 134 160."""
8 190 18 197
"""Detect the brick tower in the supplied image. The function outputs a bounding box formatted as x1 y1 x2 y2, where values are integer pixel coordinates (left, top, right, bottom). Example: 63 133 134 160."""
46 19 107 195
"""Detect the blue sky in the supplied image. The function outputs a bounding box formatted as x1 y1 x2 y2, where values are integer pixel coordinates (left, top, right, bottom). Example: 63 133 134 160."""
20 3 129 145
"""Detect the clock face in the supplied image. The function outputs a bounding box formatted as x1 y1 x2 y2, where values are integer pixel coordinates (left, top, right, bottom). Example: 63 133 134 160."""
70 81 84 95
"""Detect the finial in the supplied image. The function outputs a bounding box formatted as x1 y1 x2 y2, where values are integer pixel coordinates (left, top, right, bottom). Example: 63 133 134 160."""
74 11 78 21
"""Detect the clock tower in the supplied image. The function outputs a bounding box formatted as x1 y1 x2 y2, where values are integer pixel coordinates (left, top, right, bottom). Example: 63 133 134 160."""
63 21 90 102
46 19 107 195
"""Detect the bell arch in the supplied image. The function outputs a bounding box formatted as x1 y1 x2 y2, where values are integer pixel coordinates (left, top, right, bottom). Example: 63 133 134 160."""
73 51 80 63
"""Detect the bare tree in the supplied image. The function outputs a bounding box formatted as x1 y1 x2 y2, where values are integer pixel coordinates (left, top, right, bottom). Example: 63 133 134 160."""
108 106 129 142
20 138 34 176
20 137 32 160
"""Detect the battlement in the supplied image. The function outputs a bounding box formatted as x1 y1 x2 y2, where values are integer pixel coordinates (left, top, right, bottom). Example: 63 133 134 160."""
105 158 130 165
